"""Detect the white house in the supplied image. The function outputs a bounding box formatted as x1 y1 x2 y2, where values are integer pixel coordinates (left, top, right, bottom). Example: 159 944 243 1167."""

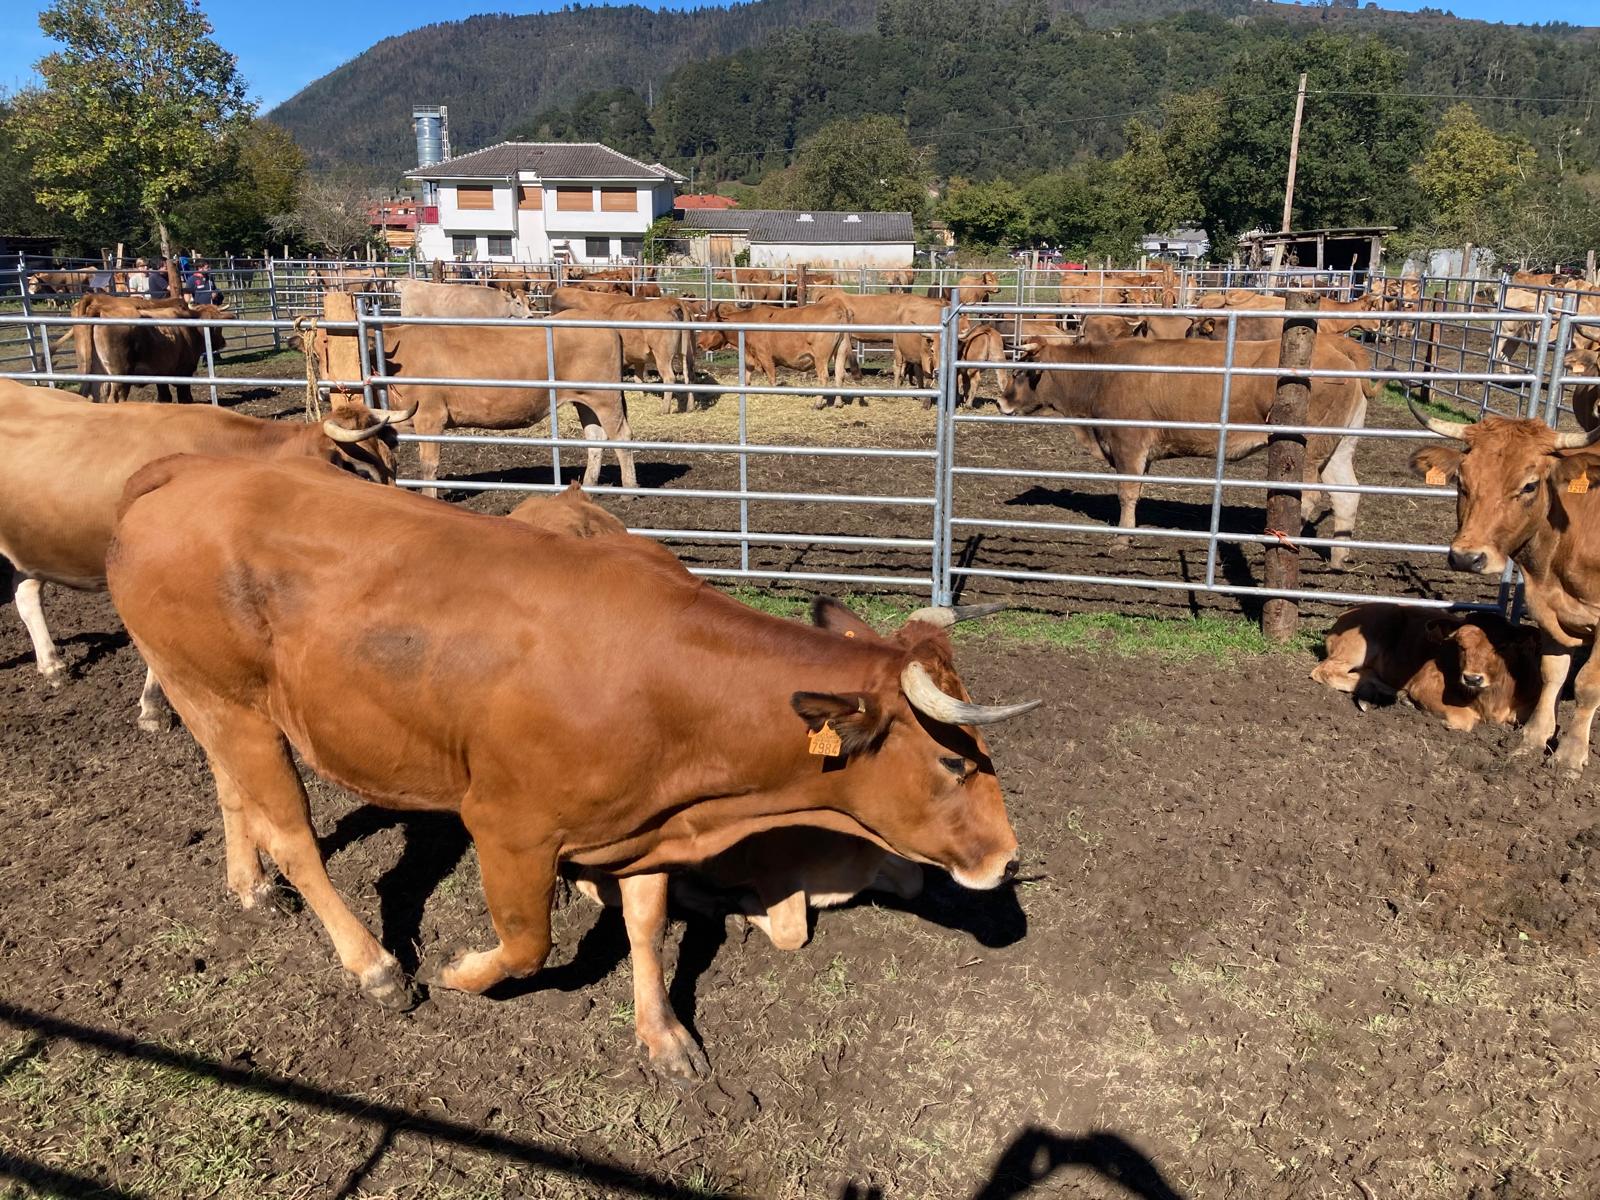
675 209 915 270
405 142 682 264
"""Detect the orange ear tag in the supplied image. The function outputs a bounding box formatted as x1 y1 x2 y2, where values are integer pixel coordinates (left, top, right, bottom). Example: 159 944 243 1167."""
808 722 843 757
1425 466 1447 486
1569 472 1590 495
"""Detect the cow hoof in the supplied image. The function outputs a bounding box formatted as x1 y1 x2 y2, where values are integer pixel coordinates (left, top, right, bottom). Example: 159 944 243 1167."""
421 946 498 994
236 879 293 919
645 1029 710 1082
1551 744 1589 775
39 663 67 688
137 710 174 734
359 958 415 1011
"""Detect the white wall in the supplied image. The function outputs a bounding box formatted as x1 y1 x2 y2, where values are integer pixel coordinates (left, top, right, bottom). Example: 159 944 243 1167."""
437 183 515 233
751 242 915 269
417 177 674 263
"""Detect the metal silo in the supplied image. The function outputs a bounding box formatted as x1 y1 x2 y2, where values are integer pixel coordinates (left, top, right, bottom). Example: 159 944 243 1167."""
412 106 450 168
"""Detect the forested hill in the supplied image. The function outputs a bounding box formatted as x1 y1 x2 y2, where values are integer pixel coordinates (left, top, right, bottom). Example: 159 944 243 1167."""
270 0 1597 178
268 0 883 172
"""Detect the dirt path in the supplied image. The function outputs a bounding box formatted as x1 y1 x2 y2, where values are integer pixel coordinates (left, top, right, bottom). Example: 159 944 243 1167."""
2 584 1597 1199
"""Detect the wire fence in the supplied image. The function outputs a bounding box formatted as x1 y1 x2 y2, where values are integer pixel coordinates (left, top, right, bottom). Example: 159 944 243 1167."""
2 277 1590 620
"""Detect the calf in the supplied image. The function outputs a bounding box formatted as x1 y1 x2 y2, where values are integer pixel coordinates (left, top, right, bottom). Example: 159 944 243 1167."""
68 294 235 403
1313 604 1539 731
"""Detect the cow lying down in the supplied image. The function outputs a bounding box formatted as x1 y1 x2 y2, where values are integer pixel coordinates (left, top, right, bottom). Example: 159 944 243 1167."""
1312 603 1538 731
507 485 924 952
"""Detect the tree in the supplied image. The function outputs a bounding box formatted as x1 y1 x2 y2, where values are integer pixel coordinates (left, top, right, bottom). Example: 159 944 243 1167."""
267 176 372 256
937 178 1025 247
1411 103 1533 234
15 0 252 289
172 120 306 253
755 115 927 214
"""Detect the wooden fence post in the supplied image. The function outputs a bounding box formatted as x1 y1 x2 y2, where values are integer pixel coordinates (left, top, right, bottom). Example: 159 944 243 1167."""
430 257 444 284
797 263 809 306
1261 290 1319 643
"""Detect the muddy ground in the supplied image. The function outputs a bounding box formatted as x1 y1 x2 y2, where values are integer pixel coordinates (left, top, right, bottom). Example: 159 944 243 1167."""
3 341 1598 1198
4 587 1599 1199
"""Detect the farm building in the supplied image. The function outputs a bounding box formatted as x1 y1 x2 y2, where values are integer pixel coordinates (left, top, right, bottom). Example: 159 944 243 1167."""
406 141 682 264
675 208 915 269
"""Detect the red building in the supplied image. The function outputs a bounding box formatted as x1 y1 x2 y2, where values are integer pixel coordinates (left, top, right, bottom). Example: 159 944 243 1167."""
367 198 419 250
674 194 739 211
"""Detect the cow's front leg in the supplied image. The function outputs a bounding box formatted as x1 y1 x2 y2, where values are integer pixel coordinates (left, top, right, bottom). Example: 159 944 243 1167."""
136 665 171 732
620 873 709 1080
1110 448 1148 551
1553 640 1600 773
431 826 558 995
1520 641 1572 756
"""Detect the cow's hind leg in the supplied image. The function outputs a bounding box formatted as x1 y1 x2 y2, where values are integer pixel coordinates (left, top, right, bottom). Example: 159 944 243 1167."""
1110 448 1149 550
193 707 408 1007
430 810 557 995
573 396 637 490
136 665 171 732
1553 641 1600 774
1318 431 1362 570
617 873 710 1079
13 577 66 683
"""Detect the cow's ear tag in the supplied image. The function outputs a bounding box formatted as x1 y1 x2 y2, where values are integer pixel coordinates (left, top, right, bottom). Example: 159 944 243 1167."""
1570 471 1591 495
808 722 843 757
1425 466 1448 486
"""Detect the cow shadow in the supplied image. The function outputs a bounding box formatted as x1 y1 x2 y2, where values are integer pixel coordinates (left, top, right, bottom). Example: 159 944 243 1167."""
852 869 1027 949
0 629 127 676
319 809 471 976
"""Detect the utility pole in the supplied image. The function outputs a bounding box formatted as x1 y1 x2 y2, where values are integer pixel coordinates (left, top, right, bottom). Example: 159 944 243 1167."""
1271 72 1308 273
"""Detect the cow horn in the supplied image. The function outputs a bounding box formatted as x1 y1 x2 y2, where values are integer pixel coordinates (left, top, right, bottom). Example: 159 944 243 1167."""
900 661 1040 725
323 402 417 443
905 602 1009 628
1408 398 1472 441
1553 424 1600 450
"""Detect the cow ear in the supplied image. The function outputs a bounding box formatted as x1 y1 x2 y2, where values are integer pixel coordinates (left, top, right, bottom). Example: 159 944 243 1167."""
790 692 887 757
1410 445 1461 483
1423 618 1456 642
1551 453 1598 489
810 596 878 640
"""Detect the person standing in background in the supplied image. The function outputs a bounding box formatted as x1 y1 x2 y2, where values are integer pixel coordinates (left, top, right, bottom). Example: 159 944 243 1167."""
128 258 150 297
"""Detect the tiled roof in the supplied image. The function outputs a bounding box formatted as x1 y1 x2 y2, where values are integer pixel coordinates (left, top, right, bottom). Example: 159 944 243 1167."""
675 194 740 210
406 142 673 181
677 209 914 244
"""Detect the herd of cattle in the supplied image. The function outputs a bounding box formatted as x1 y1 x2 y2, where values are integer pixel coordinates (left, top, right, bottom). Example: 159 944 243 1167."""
5 261 1600 1076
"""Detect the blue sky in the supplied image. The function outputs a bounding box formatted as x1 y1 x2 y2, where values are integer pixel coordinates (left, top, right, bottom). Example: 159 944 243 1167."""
0 0 1593 111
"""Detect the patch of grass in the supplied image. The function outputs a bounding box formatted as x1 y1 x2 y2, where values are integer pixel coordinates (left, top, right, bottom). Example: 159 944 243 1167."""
968 609 1315 660
1376 381 1473 424
720 588 1310 661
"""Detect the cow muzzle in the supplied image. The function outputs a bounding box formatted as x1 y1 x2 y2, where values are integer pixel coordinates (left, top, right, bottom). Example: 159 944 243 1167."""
949 848 1021 891
1460 672 1487 693
1447 546 1498 575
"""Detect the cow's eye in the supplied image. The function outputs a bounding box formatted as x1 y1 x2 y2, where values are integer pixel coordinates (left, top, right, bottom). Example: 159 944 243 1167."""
940 756 970 778
1520 480 1539 496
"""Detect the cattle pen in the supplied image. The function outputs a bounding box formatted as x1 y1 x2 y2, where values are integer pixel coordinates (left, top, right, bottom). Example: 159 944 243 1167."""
6 274 1600 1199
1 287 1588 625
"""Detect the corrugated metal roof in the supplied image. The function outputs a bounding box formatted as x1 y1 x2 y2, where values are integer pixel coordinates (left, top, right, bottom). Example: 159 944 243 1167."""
405 142 673 181
677 209 914 245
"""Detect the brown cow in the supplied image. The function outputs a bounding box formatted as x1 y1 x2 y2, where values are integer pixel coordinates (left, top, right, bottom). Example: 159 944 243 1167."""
0 379 406 726
1312 603 1539 731
308 263 391 296
549 286 694 414
106 456 1039 1076
883 268 916 293
733 268 789 304
1563 348 1600 429
695 301 846 404
67 294 235 403
1490 276 1600 371
928 272 1000 305
814 291 952 395
379 320 632 496
506 495 929 953
1078 313 1195 343
1409 403 1600 771
999 337 1369 565
395 279 529 319
27 269 96 299
1187 293 1381 342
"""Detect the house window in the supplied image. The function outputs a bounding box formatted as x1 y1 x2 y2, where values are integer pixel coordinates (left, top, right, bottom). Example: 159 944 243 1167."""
599 188 637 214
455 185 495 211
451 235 477 258
518 185 542 210
585 237 611 260
556 187 594 212
620 237 644 261
486 235 513 257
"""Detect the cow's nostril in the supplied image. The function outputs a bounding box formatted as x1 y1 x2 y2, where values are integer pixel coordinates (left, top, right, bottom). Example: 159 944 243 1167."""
1448 548 1488 574
1462 673 1487 688
1003 857 1020 880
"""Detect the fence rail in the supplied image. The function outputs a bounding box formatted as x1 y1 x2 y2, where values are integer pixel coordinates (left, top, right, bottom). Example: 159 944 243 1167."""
2 282 1592 620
